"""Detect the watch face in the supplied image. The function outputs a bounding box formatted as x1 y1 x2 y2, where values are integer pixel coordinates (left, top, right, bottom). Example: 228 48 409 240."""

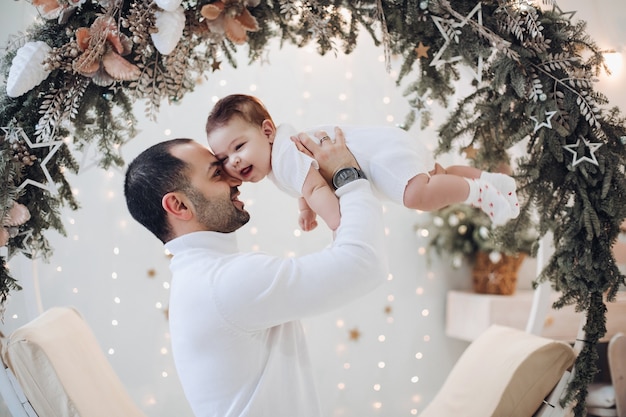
333 167 361 189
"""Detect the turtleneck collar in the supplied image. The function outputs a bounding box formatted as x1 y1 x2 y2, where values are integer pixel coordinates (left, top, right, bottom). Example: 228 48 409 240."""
164 231 238 257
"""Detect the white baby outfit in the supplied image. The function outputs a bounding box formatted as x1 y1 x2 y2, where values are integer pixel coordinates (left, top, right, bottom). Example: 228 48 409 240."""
269 123 434 205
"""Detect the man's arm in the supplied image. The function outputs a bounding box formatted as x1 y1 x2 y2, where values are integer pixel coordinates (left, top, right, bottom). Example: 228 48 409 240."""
217 179 388 331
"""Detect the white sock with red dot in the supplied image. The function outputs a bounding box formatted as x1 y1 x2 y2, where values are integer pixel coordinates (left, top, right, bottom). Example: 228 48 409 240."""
463 178 512 226
479 172 520 218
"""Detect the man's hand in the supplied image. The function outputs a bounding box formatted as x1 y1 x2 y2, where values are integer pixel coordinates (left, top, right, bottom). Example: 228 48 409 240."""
291 127 360 185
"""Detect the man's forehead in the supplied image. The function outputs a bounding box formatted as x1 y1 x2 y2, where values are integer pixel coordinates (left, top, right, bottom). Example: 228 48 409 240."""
172 141 217 162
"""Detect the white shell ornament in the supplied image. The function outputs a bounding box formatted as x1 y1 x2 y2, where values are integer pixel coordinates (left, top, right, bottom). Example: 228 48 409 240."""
6 41 53 98
151 6 185 55
154 0 183 12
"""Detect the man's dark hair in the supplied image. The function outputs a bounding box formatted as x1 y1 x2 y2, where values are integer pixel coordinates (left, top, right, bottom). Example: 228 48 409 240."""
124 138 193 243
205 94 273 138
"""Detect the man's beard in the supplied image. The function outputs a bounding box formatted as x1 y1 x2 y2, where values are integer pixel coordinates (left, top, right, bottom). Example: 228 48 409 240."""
186 186 250 233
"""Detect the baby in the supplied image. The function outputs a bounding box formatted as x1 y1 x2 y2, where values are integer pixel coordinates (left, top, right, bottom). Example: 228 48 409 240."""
206 94 519 231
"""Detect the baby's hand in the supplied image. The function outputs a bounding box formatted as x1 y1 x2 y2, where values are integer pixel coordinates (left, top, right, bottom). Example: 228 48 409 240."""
299 208 318 232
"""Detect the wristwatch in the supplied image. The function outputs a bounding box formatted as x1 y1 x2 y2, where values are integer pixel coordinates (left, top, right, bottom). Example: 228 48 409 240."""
332 167 366 189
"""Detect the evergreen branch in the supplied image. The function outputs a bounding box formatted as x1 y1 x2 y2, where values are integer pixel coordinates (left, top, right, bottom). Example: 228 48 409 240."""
374 0 392 72
0 139 20 217
532 63 603 130
436 0 520 62
300 0 338 56
0 257 21 313
494 1 524 42
562 293 605 411
538 52 578 73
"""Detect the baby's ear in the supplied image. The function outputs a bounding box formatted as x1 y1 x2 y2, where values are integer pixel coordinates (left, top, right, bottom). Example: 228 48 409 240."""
262 119 276 142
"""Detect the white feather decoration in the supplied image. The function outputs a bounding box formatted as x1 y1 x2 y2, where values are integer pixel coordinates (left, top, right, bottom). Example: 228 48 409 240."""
151 7 185 56
154 0 183 12
6 41 53 98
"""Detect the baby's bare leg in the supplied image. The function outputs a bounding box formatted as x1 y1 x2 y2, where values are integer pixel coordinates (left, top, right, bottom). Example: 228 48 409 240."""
404 172 513 226
403 173 470 211
430 164 520 218
441 165 482 179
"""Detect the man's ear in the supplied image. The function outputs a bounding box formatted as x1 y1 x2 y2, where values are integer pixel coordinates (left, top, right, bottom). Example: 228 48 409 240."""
162 192 193 221
262 119 276 143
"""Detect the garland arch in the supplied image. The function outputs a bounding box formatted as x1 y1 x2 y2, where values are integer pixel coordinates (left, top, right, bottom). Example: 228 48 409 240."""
1 0 625 413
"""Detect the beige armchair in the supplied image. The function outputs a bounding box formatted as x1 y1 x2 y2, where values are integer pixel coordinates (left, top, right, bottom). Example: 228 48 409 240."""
419 324 577 417
0 306 147 417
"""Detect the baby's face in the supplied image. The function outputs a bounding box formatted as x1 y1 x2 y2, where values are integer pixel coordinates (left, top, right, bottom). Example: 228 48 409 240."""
207 117 273 183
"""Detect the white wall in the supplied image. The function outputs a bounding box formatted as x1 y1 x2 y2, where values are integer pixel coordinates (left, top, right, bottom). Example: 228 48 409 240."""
0 1 624 416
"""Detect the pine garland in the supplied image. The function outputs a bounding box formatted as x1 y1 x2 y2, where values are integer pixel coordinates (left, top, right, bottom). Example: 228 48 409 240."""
1 0 625 413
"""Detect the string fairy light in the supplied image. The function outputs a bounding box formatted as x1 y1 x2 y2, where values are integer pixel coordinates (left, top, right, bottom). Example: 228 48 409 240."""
603 50 624 77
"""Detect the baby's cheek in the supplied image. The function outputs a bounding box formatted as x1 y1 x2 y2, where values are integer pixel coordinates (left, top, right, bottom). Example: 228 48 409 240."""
224 165 237 177
223 165 243 180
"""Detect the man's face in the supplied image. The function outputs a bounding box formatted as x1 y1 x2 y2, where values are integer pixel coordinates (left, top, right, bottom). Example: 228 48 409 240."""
171 141 250 233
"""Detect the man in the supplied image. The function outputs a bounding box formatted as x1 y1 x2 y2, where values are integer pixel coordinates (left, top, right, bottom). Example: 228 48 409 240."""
124 128 387 417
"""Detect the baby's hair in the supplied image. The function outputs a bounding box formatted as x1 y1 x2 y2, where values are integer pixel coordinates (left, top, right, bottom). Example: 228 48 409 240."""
206 94 273 137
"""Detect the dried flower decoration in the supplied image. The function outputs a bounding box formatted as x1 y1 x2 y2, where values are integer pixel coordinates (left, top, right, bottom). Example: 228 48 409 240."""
200 0 260 45
33 0 86 23
73 15 141 86
0 202 31 248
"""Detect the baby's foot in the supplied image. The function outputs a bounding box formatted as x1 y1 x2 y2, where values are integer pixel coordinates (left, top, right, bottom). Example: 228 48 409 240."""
480 172 520 218
465 178 513 226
